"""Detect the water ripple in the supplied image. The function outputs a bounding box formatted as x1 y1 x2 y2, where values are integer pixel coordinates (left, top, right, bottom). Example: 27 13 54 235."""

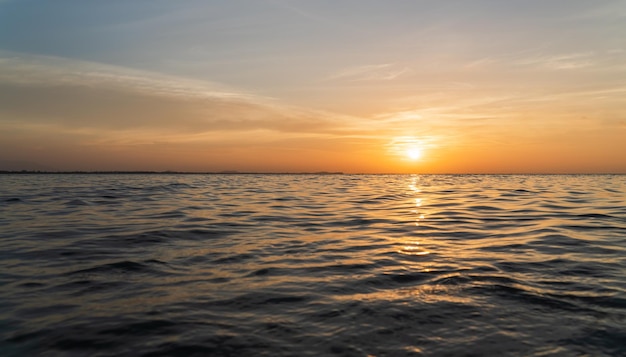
1 174 625 356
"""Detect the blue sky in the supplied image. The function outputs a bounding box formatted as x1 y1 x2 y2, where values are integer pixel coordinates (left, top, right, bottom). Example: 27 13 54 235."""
1 0 625 172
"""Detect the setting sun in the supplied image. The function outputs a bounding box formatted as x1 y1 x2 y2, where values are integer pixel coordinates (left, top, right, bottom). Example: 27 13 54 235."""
406 146 423 161
388 136 432 166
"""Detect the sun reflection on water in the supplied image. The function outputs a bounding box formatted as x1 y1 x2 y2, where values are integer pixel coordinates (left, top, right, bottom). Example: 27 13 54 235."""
398 242 430 256
398 176 430 256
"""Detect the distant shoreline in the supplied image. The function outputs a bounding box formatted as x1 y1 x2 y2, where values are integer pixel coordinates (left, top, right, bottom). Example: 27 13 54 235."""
0 170 346 175
1 171 624 175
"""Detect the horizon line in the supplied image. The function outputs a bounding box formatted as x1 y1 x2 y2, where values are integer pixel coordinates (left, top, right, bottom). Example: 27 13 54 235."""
1 170 624 176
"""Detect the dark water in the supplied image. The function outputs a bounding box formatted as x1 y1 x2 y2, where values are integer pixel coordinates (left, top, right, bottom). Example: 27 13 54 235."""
1 174 625 356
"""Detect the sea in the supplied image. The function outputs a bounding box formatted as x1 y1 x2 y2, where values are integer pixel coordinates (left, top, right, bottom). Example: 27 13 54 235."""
1 174 625 356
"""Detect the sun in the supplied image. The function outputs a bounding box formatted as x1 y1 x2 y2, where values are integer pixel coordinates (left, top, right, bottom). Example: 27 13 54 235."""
406 146 423 160
388 136 432 162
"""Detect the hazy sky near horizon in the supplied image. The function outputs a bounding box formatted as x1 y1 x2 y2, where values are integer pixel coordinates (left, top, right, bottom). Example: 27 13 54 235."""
1 0 625 173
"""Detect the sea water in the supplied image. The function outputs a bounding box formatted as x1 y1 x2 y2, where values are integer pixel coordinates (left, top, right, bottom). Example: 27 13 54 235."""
1 174 625 356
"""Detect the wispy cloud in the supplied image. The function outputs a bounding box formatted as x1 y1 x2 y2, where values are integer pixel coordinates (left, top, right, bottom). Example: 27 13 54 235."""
515 52 595 70
325 63 411 82
464 57 498 69
0 54 250 100
0 53 364 140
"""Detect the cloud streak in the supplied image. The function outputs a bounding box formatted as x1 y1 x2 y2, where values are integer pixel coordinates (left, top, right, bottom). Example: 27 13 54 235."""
325 63 411 82
0 53 362 139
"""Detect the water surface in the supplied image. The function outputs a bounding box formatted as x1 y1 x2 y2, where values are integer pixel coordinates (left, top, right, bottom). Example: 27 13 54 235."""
1 174 625 356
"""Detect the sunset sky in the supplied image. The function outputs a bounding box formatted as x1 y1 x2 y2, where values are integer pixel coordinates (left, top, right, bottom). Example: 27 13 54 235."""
1 0 625 173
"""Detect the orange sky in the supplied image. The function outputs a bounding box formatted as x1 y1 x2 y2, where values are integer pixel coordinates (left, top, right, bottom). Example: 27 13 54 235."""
1 1 625 173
